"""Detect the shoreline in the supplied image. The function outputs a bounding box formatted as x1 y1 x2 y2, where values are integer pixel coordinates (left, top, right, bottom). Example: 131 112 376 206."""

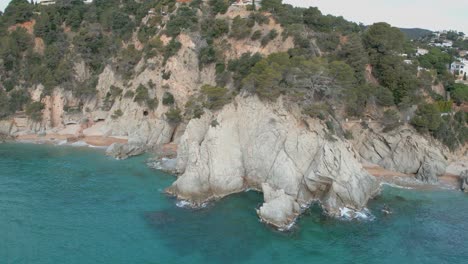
364 164 461 191
3 137 464 192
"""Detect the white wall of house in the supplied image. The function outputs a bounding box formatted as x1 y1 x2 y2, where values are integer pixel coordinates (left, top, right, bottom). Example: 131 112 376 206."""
416 48 429 56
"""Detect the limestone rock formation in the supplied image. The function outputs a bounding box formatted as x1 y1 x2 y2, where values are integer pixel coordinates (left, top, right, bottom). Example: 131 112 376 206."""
106 143 146 160
167 96 380 228
352 126 448 183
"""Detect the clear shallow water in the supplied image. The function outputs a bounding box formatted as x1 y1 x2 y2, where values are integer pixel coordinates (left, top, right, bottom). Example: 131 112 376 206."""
0 143 467 264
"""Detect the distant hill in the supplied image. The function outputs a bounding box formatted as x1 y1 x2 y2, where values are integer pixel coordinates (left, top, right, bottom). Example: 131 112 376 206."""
399 28 433 39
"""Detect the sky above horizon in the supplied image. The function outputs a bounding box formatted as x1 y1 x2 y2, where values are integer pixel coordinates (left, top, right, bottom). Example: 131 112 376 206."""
284 0 468 34
0 0 466 34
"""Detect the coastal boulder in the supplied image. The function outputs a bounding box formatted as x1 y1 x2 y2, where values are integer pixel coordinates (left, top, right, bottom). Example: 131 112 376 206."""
257 183 301 230
106 143 146 160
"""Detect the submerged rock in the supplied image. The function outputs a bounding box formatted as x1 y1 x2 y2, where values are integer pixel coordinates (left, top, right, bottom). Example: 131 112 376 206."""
167 96 380 229
106 143 146 160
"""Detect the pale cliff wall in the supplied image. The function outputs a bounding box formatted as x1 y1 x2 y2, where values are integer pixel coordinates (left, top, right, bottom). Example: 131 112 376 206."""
350 124 449 183
167 96 380 229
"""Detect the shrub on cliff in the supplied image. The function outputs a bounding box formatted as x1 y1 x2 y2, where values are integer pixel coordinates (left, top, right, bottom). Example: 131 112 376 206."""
3 0 33 25
134 85 149 104
209 0 230 15
251 30 262 41
146 98 158 110
338 34 369 84
115 45 142 80
0 90 12 119
201 85 230 110
8 89 31 113
165 107 182 124
198 45 217 67
73 26 114 73
433 113 467 150
316 33 340 52
111 109 123 120
201 18 229 39
25 102 45 122
228 52 263 88
243 53 355 101
230 16 253 40
133 84 159 110
451 83 468 105
375 86 395 107
10 27 33 53
163 39 182 65
124 90 135 98
165 6 198 37
110 12 135 41
411 103 442 132
382 109 401 132
103 86 123 110
73 77 98 98
162 92 175 106
249 13 269 25
261 29 278 46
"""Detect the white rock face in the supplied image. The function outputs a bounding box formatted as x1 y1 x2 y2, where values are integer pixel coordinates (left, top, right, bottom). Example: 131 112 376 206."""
168 96 379 227
352 126 448 183
257 183 301 229
0 120 13 135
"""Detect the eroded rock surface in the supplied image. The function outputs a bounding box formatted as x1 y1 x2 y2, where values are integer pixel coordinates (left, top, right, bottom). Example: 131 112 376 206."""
167 96 379 227
257 183 301 229
352 126 448 183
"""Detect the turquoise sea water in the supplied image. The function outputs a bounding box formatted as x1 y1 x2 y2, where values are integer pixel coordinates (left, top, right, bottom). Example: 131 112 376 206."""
0 143 467 264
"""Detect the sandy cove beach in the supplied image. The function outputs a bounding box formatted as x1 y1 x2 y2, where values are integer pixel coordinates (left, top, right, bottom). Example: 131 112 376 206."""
364 164 462 190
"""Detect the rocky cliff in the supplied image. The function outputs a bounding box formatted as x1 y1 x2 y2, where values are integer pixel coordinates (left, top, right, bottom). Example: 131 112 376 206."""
167 96 379 229
350 123 449 183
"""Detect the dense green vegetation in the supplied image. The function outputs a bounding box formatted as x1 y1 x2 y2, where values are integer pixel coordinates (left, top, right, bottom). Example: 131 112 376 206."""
0 0 466 150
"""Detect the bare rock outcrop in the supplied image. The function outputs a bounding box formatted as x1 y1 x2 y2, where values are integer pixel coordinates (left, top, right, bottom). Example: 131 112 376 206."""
257 183 301 229
106 143 146 160
0 120 13 136
167 96 379 228
352 125 448 183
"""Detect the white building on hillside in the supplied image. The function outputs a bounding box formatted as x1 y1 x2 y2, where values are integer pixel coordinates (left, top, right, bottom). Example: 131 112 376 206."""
416 48 429 56
232 0 261 6
450 59 468 75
